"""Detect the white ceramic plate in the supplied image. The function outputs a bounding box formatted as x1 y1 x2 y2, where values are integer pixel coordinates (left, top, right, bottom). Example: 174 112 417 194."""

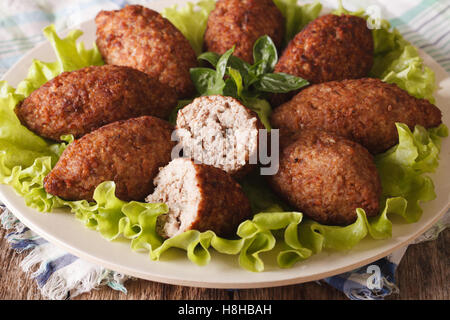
1 0 449 289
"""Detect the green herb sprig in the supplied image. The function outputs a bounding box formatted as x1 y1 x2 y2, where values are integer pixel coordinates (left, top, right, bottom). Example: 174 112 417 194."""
171 36 309 129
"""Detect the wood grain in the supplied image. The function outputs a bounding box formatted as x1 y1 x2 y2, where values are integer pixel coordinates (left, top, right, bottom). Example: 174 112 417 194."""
0 226 448 300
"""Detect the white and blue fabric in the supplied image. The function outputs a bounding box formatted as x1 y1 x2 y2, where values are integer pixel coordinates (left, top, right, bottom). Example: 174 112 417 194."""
1 0 449 300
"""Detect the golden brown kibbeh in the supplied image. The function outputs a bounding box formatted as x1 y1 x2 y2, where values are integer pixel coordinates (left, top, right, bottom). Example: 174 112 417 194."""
44 116 175 202
268 129 382 225
271 14 374 106
275 14 373 84
15 65 177 141
204 0 285 64
95 5 197 98
271 78 442 154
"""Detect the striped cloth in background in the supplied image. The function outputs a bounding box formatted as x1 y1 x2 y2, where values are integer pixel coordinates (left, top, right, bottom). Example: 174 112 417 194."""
0 0 125 75
0 0 449 300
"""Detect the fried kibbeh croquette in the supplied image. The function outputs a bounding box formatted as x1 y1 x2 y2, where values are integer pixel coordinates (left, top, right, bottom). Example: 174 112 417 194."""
44 116 175 202
15 65 178 141
271 78 442 154
271 14 374 106
204 0 285 64
146 158 252 238
275 14 373 83
268 129 382 225
95 5 197 98
175 95 263 179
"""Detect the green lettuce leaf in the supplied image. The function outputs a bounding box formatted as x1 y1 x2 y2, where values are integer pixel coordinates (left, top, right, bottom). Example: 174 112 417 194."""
0 83 56 169
244 98 273 131
375 123 448 223
162 0 216 55
0 25 102 211
16 25 103 97
273 0 323 45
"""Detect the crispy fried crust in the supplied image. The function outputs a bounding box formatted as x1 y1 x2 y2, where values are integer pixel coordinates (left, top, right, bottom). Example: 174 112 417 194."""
268 129 382 225
188 161 252 237
275 14 373 83
44 116 175 201
95 5 197 98
271 78 443 154
15 65 178 141
271 14 373 106
204 0 285 64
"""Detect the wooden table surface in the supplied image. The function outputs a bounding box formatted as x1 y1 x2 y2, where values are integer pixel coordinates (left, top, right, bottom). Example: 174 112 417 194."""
0 226 448 300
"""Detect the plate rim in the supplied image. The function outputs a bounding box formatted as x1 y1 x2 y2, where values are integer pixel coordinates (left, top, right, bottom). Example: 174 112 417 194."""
1 0 449 289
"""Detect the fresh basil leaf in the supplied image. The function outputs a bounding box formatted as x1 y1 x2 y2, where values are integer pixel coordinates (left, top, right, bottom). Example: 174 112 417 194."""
228 67 243 97
207 79 226 95
216 47 234 81
190 67 225 96
228 56 252 83
244 98 273 130
254 73 309 93
228 56 251 72
240 90 260 100
190 67 217 95
223 78 238 98
253 36 278 75
198 52 220 67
